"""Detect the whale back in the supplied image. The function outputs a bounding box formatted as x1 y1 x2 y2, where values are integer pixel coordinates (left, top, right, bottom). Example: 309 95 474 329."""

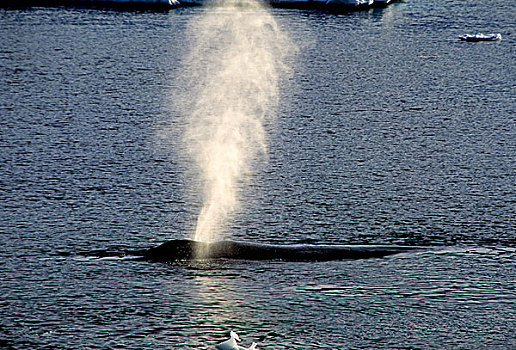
142 239 423 262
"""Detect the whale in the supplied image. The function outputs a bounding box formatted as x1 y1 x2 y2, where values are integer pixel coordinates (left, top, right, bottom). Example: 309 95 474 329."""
140 239 424 262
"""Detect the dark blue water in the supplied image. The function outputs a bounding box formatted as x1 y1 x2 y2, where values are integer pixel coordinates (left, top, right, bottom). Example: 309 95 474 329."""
1 1 515 349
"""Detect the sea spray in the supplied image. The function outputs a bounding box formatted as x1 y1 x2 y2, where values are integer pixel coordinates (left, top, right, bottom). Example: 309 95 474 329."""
175 0 295 250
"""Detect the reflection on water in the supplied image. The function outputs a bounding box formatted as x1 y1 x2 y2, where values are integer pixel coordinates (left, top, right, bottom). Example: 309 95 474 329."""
190 264 242 346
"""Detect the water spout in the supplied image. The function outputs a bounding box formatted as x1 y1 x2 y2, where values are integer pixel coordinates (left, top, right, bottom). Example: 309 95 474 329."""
175 0 295 245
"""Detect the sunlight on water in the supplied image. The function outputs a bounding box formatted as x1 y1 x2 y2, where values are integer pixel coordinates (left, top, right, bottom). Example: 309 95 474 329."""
175 0 295 247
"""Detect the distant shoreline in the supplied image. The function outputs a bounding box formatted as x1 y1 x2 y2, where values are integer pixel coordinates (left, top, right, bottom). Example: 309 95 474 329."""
1 0 398 11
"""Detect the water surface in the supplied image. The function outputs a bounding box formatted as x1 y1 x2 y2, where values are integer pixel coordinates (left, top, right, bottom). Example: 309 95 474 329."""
1 1 515 348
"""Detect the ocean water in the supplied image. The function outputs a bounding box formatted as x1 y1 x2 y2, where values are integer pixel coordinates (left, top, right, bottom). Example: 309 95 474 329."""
1 1 515 349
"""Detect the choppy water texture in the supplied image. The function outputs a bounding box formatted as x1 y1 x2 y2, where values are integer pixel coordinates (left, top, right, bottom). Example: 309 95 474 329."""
1 1 515 349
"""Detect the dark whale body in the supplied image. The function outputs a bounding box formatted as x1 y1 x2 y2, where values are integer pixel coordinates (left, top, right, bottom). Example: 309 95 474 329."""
142 239 423 262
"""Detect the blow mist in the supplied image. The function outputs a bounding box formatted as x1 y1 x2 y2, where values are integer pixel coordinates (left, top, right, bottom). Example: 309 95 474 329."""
175 0 295 257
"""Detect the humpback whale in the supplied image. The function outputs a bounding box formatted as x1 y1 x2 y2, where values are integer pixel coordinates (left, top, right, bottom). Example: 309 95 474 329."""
141 239 424 262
